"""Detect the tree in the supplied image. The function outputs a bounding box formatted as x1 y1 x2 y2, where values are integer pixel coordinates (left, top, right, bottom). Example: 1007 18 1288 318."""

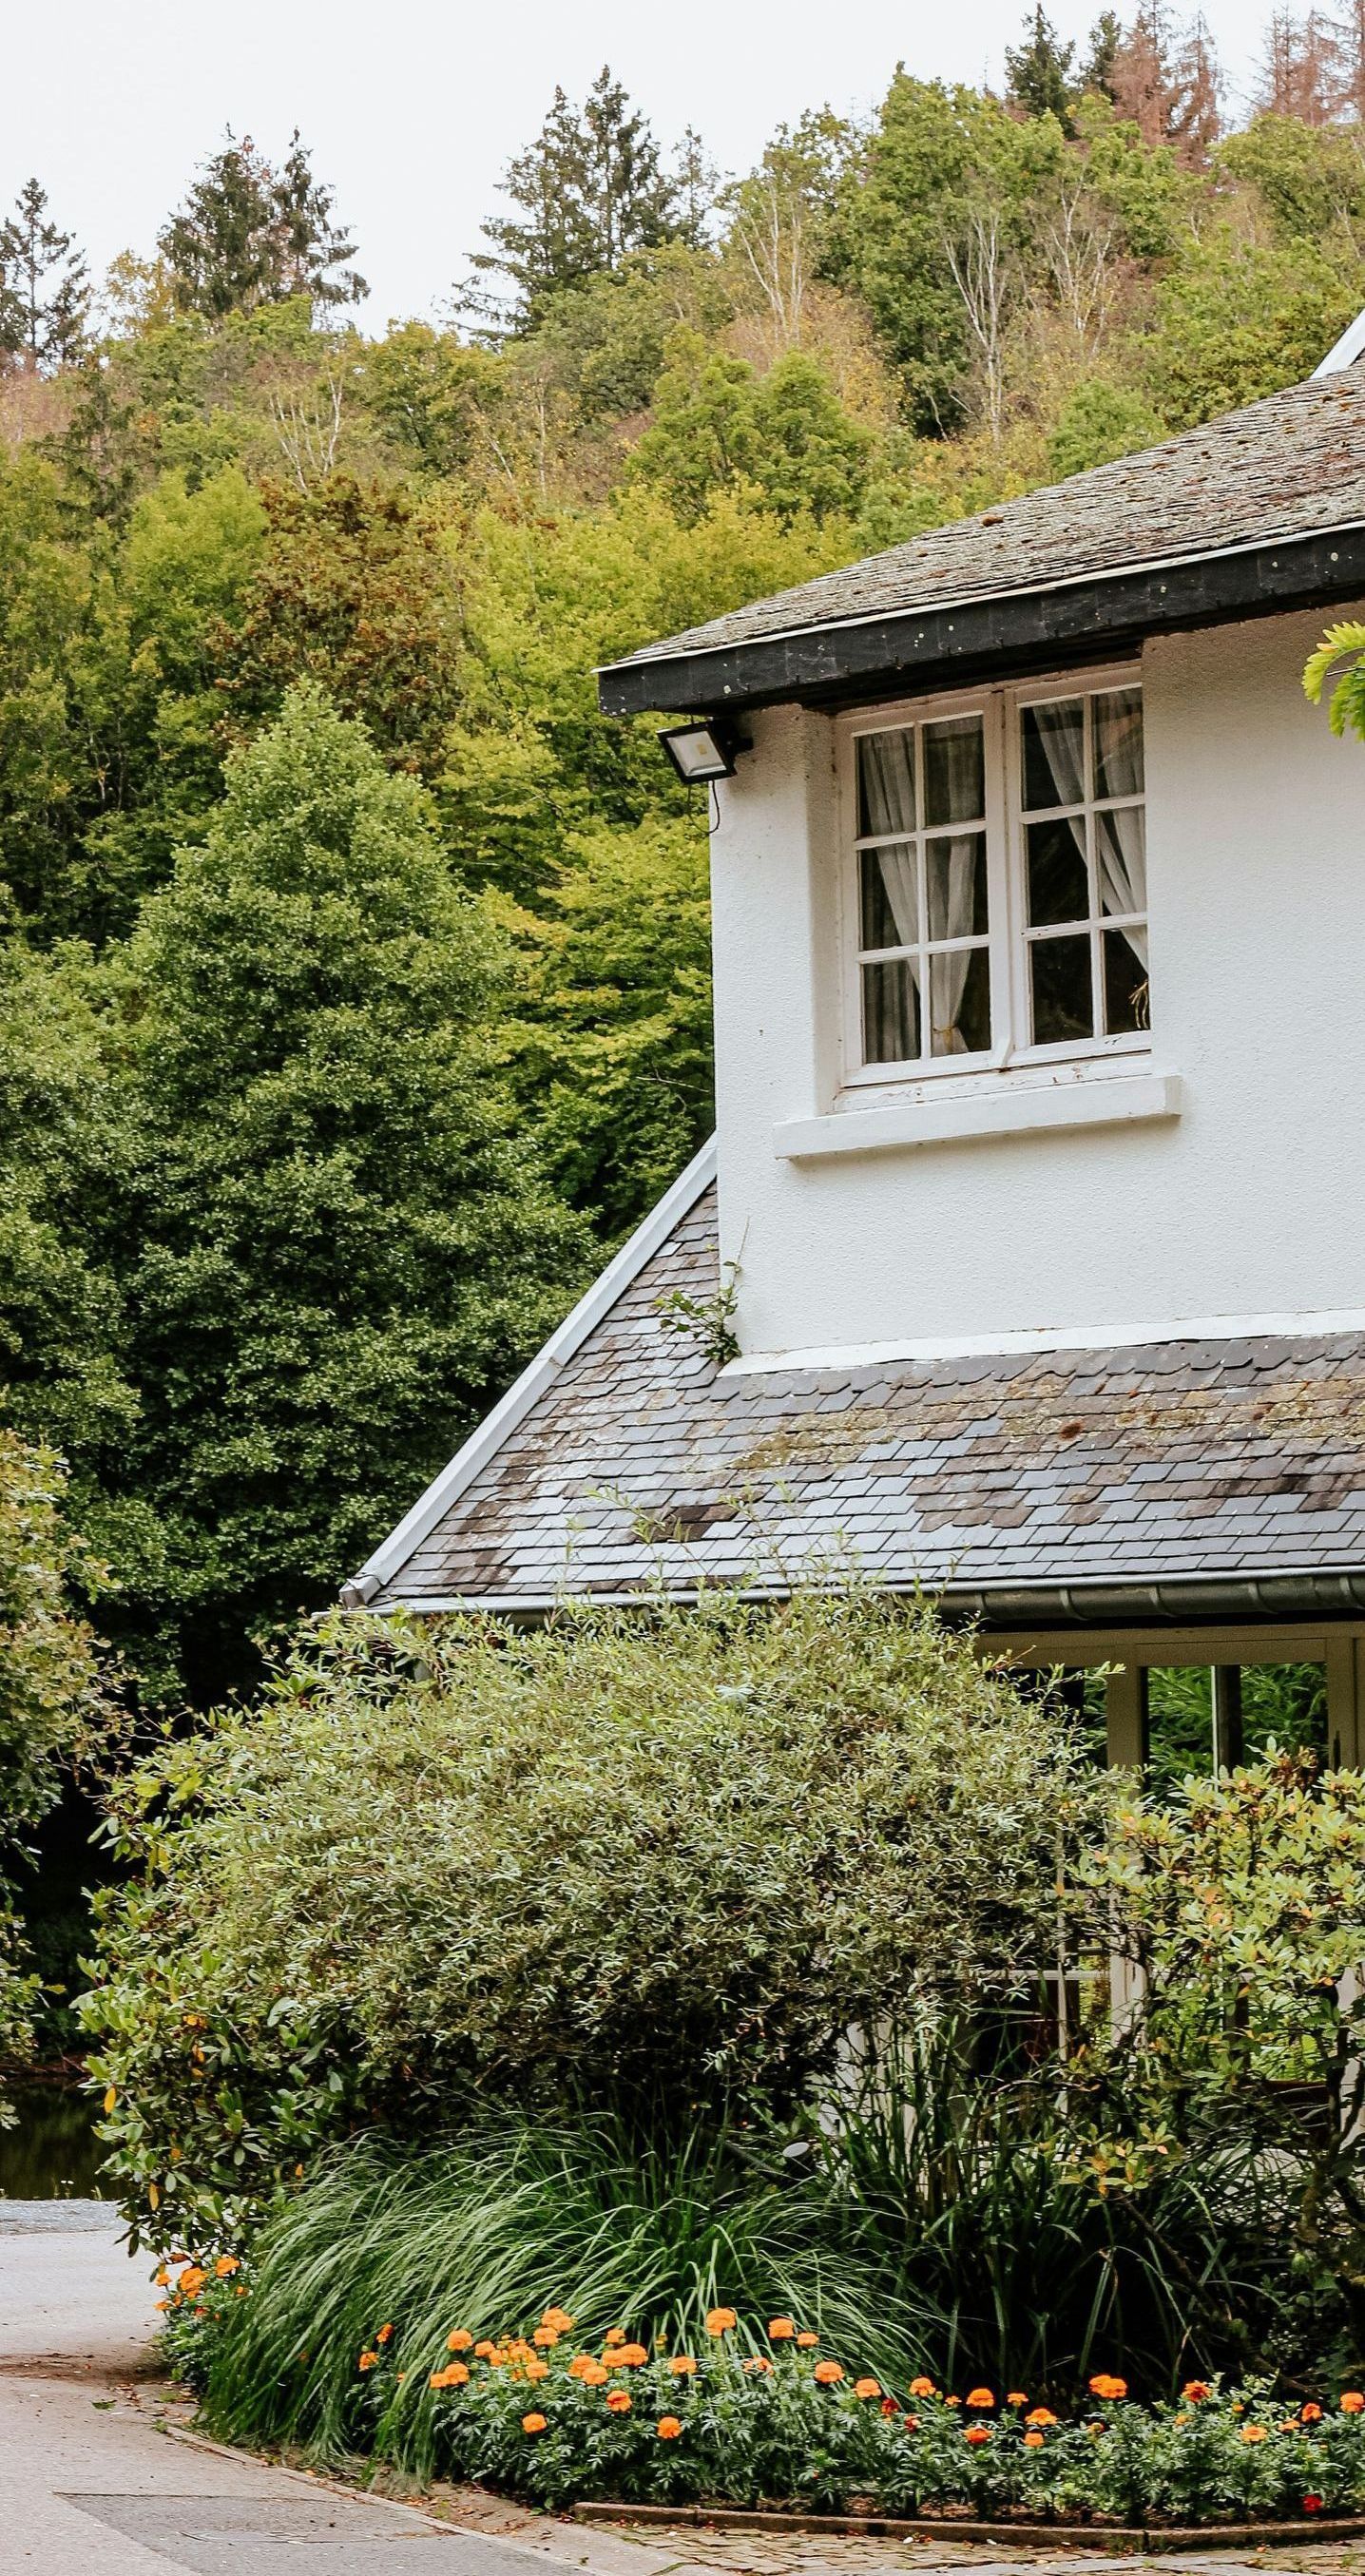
1253 9 1341 119
467 68 681 331
159 131 365 322
1304 621 1365 741
1082 10 1125 97
1108 6 1224 163
115 683 588 1699
1006 6 1080 130
0 1428 111 2104
0 180 89 373
723 112 858 356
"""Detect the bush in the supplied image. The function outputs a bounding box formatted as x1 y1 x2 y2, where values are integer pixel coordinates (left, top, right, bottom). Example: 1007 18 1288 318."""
82 1586 1107 2248
177 2281 1365 2521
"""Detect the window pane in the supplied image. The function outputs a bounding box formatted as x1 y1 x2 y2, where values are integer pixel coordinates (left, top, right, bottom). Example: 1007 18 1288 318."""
1146 1666 1211 1803
923 714 984 827
1021 698 1085 812
1029 934 1093 1044
929 946 990 1056
860 844 918 950
1096 806 1146 920
857 729 916 837
1094 686 1144 799
1241 1663 1327 1765
926 832 988 941
1027 816 1087 925
862 957 919 1063
1103 929 1149 1034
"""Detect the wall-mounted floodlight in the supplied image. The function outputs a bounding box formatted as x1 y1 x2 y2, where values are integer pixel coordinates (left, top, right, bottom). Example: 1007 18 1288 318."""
658 718 750 784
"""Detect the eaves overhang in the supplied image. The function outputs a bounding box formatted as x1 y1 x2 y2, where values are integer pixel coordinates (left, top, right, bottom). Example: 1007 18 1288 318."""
352 1567 1365 1633
598 519 1365 721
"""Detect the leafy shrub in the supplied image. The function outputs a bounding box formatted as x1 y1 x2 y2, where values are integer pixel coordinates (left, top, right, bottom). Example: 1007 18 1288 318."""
183 2283 1365 2521
83 1586 1107 2250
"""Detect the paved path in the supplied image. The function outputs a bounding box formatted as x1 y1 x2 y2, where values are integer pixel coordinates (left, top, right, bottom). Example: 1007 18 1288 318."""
5 2203 1362 2576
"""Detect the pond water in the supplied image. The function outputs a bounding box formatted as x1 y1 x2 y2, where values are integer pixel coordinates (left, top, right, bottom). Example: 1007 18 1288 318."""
0 2081 107 2201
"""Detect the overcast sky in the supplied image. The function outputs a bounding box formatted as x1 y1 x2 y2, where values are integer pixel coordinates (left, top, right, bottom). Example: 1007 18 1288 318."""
5 0 1269 333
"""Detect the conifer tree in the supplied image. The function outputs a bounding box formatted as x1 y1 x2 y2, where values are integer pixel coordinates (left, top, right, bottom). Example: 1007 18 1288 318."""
0 180 89 373
1254 8 1339 120
1109 5 1222 162
1006 6 1080 129
468 68 681 330
159 130 365 321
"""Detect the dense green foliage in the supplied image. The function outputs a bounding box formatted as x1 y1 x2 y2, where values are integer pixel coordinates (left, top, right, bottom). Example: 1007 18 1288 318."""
0 1431 112 2094
2 44 1361 1709
82 1589 1108 2248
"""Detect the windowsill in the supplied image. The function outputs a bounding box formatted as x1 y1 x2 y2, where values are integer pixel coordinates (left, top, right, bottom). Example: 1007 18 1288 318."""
774 1063 1182 1160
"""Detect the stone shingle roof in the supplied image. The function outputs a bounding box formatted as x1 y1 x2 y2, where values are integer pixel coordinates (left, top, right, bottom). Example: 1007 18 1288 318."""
604 373 1365 681
371 1182 1365 1624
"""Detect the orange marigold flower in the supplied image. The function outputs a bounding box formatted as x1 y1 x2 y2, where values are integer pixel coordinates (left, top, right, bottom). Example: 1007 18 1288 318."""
881 2397 899 2417
581 2363 610 2387
1182 2381 1211 2403
525 2358 549 2380
1025 2408 1058 2428
669 2356 698 2376
768 2318 796 2340
909 2376 937 2398
358 2351 377 2373
1089 2374 1127 2401
797 2332 819 2349
448 2330 473 2353
376 2324 394 2346
567 2356 593 2379
855 2378 882 2400
215 2256 240 2279
1024 2431 1046 2450
605 2327 626 2346
606 2388 632 2413
614 2343 649 2367
966 2388 995 2410
814 2360 844 2386
1007 2392 1029 2407
706 2308 738 2336
1342 2392 1365 2413
522 2413 548 2434
532 2326 559 2348
1241 2426 1268 2445
1302 2403 1324 2423
447 2363 470 2386
542 2308 575 2332
179 2267 207 2297
965 2424 991 2446
657 2416 682 2440
474 2339 497 2359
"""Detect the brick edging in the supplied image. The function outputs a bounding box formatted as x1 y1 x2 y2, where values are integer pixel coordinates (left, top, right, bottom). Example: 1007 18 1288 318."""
571 2499 1365 2553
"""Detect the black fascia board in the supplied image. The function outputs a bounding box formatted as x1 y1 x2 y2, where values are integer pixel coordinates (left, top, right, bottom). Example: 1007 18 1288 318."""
597 521 1365 719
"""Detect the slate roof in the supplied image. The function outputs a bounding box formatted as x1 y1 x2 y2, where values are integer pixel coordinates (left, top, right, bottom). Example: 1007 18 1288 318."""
603 372 1365 685
367 1181 1365 1626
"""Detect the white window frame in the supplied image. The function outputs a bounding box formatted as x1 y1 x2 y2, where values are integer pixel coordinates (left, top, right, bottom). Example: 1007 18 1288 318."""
838 662 1148 1092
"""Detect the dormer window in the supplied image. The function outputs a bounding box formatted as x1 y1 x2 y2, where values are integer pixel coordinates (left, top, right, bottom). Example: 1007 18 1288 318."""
846 668 1147 1081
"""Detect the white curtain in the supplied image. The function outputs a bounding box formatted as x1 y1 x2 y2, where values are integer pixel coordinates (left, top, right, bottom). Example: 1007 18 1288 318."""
928 835 982 1051
859 730 915 836
875 847 919 949
1097 807 1148 966
1029 702 1085 807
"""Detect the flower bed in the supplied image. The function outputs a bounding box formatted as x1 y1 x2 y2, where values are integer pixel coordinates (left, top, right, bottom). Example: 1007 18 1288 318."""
325 2302 1365 2523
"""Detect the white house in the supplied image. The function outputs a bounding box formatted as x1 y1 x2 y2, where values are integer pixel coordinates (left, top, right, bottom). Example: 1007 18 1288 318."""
344 334 1365 1781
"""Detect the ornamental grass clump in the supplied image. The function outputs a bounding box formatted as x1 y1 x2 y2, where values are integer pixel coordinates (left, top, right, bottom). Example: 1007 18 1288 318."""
303 2312 1365 2521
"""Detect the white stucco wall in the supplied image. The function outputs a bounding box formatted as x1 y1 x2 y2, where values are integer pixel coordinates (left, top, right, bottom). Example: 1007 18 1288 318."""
709 601 1365 1364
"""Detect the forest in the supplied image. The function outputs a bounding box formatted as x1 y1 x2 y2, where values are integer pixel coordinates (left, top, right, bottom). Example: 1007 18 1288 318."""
2 0 1365 1733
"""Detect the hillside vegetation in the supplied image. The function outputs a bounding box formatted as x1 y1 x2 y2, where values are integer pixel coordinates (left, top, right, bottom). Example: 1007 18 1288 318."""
1 7 1364 1701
